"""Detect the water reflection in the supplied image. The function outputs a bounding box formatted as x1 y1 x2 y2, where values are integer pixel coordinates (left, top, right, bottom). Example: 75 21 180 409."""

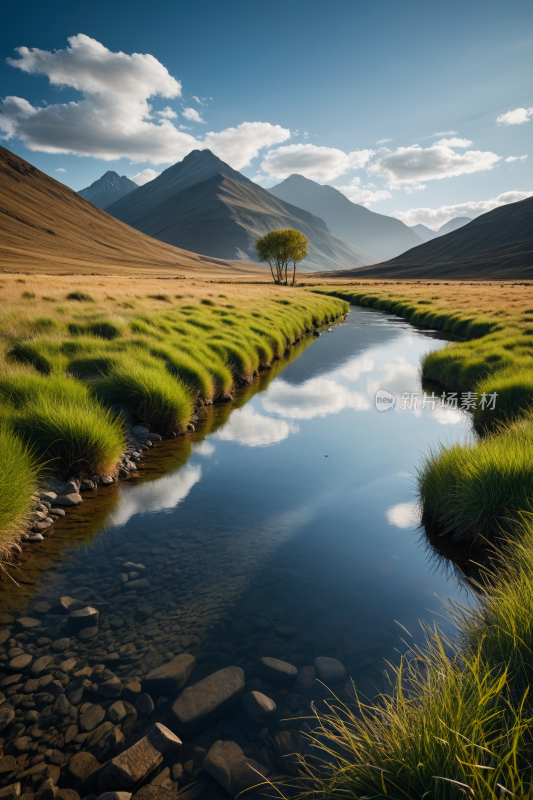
1 307 474 709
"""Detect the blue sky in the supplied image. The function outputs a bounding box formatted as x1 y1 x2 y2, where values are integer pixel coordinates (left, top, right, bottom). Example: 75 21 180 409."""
1 0 532 228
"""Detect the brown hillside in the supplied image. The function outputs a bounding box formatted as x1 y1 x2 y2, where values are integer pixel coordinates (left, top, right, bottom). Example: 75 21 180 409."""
319 196 533 280
0 146 265 278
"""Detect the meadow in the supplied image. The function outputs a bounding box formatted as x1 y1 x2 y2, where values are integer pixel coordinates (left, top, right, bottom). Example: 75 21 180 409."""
300 280 533 799
0 274 348 550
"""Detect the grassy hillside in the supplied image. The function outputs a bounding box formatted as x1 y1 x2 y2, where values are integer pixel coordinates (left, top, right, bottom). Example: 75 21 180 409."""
0 275 348 550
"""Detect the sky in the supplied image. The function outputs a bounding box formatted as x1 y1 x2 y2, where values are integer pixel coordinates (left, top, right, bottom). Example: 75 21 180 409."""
0 0 532 229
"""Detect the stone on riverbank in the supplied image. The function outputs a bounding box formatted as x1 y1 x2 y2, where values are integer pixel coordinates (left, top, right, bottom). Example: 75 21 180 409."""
203 740 269 796
142 655 196 695
97 723 181 792
53 493 83 507
171 666 245 733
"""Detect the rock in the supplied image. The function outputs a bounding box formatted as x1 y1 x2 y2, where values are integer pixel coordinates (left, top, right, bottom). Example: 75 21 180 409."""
125 579 150 591
51 638 70 653
256 657 297 687
87 721 114 747
0 756 17 774
53 493 83 507
171 666 245 733
63 478 81 494
26 533 45 542
203 740 269 796
8 654 32 670
123 682 141 700
93 678 122 698
65 724 79 743
49 507 66 517
77 627 98 642
80 705 106 732
106 701 126 724
96 793 132 800
53 597 86 615
52 693 74 717
40 492 57 503
0 783 21 800
67 608 99 633
31 656 54 677
58 658 78 674
66 751 101 784
294 666 316 693
314 657 347 686
241 691 276 724
97 723 181 792
56 792 81 800
142 655 196 695
16 617 41 629
131 425 150 436
134 693 153 717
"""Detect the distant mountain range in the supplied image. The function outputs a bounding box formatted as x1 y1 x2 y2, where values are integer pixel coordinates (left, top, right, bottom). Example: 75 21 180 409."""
268 174 421 261
78 171 137 210
330 197 533 279
0 145 264 277
104 150 378 272
410 217 472 242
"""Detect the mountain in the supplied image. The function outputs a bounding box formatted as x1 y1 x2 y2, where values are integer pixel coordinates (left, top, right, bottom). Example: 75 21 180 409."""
78 171 138 210
328 197 533 279
106 150 378 272
268 174 421 261
411 217 472 242
0 145 264 277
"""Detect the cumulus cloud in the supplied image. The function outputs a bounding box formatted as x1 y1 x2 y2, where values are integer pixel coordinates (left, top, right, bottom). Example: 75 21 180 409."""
433 137 472 147
55 167 66 172
182 107 205 124
386 501 421 529
157 106 177 119
111 465 201 526
0 34 290 169
497 107 533 125
261 143 374 182
376 137 393 144
369 142 500 185
131 167 160 185
505 155 527 162
204 122 290 171
391 189 533 229
334 176 392 206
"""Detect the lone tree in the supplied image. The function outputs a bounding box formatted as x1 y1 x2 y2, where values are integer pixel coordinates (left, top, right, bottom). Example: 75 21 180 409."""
255 229 309 286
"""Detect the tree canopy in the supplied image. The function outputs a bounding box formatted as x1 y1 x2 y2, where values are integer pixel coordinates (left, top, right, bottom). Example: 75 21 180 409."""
255 229 309 285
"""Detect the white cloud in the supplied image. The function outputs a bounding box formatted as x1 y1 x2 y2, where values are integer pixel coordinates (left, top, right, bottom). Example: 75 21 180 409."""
369 142 500 185
0 34 290 170
340 356 374 381
157 106 177 119
55 167 66 172
262 377 370 420
131 167 160 185
179 125 193 130
376 137 393 144
192 95 207 106
261 143 374 182
204 122 290 171
391 189 533 229
505 155 527 162
432 130 458 136
214 406 297 447
497 107 533 125
433 137 472 148
386 501 421 529
303 131 309 139
335 176 392 206
182 107 205 124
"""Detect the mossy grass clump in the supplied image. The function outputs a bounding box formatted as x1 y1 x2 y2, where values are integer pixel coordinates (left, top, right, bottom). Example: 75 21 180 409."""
0 426 39 548
66 291 94 302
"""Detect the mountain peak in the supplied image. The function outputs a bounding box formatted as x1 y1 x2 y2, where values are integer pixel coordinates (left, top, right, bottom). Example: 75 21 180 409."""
78 171 137 210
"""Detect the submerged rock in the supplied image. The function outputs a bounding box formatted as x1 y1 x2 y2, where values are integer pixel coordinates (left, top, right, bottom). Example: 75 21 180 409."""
171 666 245 733
142 655 196 695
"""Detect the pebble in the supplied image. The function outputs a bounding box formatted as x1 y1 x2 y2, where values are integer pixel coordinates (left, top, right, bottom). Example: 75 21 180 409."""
79 704 105 732
53 493 83 507
31 656 54 676
256 656 298 686
314 656 347 686
142 655 196 695
98 723 181 792
8 654 33 670
67 607 99 633
16 617 41 629
241 691 277 724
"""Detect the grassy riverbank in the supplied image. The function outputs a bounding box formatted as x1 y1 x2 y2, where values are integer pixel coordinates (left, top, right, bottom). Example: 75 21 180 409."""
302 282 533 798
0 275 348 548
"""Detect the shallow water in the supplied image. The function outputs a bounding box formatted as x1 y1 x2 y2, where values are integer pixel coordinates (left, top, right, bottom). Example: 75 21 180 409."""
1 308 472 707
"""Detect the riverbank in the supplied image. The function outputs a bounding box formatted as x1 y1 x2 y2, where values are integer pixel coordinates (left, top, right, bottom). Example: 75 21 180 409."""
0 275 348 555
306 282 533 798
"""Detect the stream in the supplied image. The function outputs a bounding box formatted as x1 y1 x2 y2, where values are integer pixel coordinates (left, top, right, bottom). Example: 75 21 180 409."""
0 307 473 798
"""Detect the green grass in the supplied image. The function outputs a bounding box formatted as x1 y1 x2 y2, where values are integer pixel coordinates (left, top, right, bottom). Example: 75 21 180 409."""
0 287 348 546
0 426 39 547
